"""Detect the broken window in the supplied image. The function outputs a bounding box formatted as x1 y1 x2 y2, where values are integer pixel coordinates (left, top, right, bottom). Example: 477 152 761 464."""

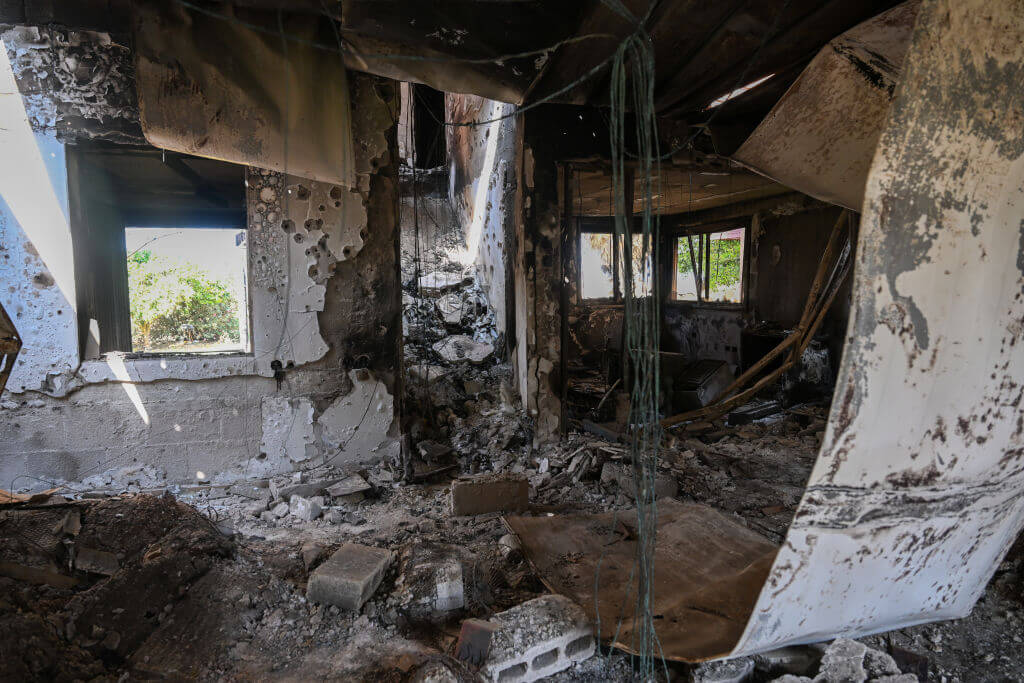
675 227 745 303
66 142 247 356
579 229 657 301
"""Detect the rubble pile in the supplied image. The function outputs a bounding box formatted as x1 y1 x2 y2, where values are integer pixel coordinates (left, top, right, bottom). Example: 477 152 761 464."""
0 494 231 680
2 402 1022 679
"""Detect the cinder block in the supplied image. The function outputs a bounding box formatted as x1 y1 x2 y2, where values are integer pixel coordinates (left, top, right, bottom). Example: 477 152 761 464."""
451 474 528 516
396 543 465 615
482 594 595 683
307 543 393 610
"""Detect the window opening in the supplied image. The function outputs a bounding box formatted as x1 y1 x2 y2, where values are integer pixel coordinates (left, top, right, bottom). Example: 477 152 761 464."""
126 227 249 353
675 227 744 303
580 232 615 299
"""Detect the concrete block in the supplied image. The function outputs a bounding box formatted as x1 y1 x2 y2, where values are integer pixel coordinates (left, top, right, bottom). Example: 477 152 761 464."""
482 594 595 683
451 475 528 516
307 543 393 610
290 495 322 521
693 658 755 683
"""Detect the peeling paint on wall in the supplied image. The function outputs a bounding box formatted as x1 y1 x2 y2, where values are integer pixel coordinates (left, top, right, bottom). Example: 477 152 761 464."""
258 396 316 476
1 29 402 488
247 169 330 377
318 369 400 467
0 32 80 394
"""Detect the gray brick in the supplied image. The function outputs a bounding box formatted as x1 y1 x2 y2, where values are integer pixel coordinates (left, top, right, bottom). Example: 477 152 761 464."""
307 543 393 610
482 594 594 683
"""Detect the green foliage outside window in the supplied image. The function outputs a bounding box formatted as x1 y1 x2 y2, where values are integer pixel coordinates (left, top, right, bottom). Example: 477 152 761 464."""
676 234 742 298
127 249 240 351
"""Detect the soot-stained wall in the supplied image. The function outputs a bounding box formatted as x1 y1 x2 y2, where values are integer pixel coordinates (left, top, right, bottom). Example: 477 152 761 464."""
0 27 402 488
446 94 520 345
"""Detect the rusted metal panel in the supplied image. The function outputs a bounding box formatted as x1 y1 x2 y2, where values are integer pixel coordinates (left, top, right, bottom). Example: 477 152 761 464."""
731 0 1024 655
132 1 355 187
734 1 919 212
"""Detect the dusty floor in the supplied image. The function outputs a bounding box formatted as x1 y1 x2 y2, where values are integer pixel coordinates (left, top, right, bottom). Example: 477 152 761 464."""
4 401 1024 682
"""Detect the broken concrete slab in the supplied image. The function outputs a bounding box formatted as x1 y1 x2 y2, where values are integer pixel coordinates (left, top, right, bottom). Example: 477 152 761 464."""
451 474 528 516
435 291 466 325
482 594 595 683
432 335 493 364
306 543 393 610
418 271 470 296
326 474 371 497
289 496 322 521
816 639 868 682
693 658 755 683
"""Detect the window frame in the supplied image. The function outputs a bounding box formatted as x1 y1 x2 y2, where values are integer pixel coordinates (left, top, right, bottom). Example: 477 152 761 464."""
66 142 251 360
667 219 750 310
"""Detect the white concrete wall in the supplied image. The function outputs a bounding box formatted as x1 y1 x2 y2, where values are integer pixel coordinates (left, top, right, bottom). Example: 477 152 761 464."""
0 30 401 489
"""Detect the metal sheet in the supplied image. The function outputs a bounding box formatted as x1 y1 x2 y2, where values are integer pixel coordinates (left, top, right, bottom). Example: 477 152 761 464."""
734 2 919 212
506 500 778 662
132 1 355 187
731 0 1024 655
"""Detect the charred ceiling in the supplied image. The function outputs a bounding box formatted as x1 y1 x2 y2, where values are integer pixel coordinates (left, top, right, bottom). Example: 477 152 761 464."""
1 0 904 153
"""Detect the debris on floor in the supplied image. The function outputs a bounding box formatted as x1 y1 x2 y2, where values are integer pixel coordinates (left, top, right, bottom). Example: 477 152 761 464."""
2 405 1022 680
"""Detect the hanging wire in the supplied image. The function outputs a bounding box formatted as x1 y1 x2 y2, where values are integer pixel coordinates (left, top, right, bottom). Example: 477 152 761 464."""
603 0 667 677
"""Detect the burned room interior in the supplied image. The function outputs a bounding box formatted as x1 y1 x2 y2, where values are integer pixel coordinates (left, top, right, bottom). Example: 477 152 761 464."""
1 0 1024 681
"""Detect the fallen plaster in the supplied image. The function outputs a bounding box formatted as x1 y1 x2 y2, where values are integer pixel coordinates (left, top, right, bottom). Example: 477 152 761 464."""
259 396 317 476
319 369 399 467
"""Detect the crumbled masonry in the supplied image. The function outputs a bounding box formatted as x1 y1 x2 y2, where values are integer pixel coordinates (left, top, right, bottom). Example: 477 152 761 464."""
306 543 394 610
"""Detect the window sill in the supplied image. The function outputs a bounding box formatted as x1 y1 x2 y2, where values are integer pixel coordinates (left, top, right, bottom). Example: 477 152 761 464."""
78 353 256 385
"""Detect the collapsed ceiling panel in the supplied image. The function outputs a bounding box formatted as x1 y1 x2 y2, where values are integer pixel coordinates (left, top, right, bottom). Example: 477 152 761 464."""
733 1 919 211
572 165 789 216
132 1 355 187
732 0 1024 654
